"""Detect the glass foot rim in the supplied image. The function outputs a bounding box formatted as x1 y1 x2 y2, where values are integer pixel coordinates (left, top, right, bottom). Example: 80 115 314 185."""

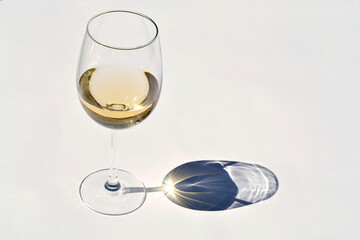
79 168 147 216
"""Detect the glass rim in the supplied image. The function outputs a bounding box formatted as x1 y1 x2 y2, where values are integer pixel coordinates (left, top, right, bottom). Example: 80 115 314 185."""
86 10 159 50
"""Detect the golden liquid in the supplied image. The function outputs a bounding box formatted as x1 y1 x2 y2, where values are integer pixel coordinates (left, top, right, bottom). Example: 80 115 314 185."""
77 66 160 129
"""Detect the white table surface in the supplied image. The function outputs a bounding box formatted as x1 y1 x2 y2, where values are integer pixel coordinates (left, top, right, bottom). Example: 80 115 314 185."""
1 0 359 239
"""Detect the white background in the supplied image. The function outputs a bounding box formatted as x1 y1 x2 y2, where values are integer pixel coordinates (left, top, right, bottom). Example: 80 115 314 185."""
1 0 359 239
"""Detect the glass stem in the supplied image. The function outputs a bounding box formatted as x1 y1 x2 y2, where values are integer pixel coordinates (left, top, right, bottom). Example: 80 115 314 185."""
105 129 121 191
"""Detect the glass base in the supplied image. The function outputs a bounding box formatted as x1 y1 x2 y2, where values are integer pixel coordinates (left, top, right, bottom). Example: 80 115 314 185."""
79 169 146 215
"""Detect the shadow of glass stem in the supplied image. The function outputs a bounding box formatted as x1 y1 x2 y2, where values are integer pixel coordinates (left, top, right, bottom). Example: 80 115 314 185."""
122 160 278 211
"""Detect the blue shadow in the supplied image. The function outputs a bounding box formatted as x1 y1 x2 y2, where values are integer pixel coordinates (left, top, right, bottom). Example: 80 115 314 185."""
162 160 278 211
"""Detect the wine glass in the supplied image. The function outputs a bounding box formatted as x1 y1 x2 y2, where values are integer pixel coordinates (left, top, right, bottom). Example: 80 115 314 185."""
76 10 162 215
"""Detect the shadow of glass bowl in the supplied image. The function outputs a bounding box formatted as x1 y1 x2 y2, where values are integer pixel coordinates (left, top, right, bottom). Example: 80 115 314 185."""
162 160 278 211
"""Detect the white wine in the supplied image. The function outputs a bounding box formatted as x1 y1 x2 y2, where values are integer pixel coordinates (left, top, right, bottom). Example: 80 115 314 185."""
78 66 160 129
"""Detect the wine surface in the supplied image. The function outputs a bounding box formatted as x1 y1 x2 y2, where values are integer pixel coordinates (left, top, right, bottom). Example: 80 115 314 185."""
78 66 160 129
